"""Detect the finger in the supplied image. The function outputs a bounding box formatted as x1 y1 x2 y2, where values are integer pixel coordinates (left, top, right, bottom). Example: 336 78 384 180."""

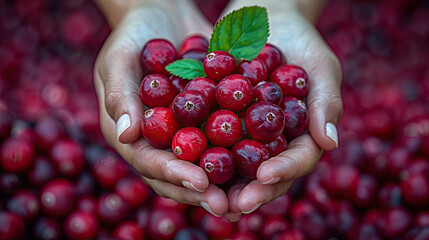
237 180 293 214
224 180 249 221
257 133 322 184
145 178 229 217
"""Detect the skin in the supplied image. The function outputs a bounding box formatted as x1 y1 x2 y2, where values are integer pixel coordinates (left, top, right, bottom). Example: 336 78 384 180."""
93 0 342 221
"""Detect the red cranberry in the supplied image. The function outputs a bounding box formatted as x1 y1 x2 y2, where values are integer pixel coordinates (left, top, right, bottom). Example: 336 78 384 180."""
325 201 358 235
201 214 236 239
115 177 150 209
351 173 378 207
184 77 217 109
386 147 412 178
290 200 318 221
113 221 145 240
216 74 254 112
0 173 23 196
203 51 236 81
378 182 403 208
362 110 396 138
26 156 57 187
199 147 234 184
175 227 209 240
323 165 361 198
74 171 95 196
91 156 129 189
237 58 268 86
205 110 242 147
171 90 210 127
347 223 382 240
254 81 283 105
64 210 98 240
40 179 76 218
238 112 251 139
401 173 429 208
230 232 259 240
136 207 151 231
416 211 429 227
77 196 96 214
50 138 85 178
405 227 429 240
245 101 285 143
148 209 186 240
34 217 62 240
180 49 207 62
179 35 209 54
170 75 188 94
232 139 270 179
292 213 328 240
237 212 264 233
270 65 309 99
363 209 383 225
96 193 129 225
0 137 34 173
261 215 289 239
153 195 188 213
265 134 288 157
140 74 176 108
172 127 208 162
377 207 412 238
273 230 306 240
257 43 285 73
0 112 12 139
281 97 309 139
141 39 178 76
142 107 180 149
7 190 39 221
34 115 66 151
0 211 25 240
259 194 291 217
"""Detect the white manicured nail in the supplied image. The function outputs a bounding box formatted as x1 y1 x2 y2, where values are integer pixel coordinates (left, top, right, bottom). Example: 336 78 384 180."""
242 203 261 214
326 122 338 148
182 181 204 192
200 202 221 217
116 114 131 140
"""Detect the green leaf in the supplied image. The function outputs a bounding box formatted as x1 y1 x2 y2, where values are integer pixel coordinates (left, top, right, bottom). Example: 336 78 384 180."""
208 6 269 61
165 59 207 80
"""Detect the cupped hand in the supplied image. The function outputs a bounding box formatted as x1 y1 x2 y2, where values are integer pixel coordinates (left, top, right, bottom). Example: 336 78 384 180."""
93 1 229 217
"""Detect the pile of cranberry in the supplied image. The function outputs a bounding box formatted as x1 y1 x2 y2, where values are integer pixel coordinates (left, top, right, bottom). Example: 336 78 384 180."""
140 37 309 184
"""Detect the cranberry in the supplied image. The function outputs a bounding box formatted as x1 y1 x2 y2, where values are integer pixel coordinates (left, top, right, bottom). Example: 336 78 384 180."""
7 190 39 221
136 207 151 231
34 217 62 240
254 81 283 105
91 156 129 189
0 137 34 173
232 139 270 179
261 215 289 239
281 97 309 139
264 134 288 157
377 207 412 239
351 173 378 207
184 77 217 109
416 211 429 227
325 201 358 235
259 194 292 217
199 147 234 184
203 51 236 81
230 232 259 240
386 147 412 178
180 49 207 62
257 43 285 73
292 213 328 240
115 177 150 209
0 112 12 139
171 90 210 127
273 230 306 240
201 214 236 239
290 199 318 221
270 65 309 99
140 74 176 108
26 156 57 187
175 227 209 240
216 74 254 112
0 211 25 240
170 76 188 94
238 112 251 139
113 221 145 240
64 210 99 240
34 115 66 151
237 212 264 233
245 101 285 143
377 182 403 208
362 110 396 138
141 39 178 76
401 173 429 208
405 227 429 240
50 138 85 177
179 35 209 54
77 196 96 214
172 127 208 162
153 195 188 213
142 107 180 149
205 110 242 147
237 58 268 86
74 171 95 196
96 193 129 225
148 209 186 240
347 223 382 240
39 179 76 218
0 173 23 196
323 165 361 198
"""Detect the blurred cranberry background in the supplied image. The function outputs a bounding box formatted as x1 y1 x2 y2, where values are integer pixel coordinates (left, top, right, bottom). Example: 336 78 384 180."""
0 0 428 239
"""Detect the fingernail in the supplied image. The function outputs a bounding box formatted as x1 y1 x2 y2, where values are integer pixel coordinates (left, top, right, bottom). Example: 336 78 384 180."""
182 181 204 192
261 176 281 185
116 114 131 140
200 202 221 217
225 212 241 222
326 122 338 148
242 203 262 214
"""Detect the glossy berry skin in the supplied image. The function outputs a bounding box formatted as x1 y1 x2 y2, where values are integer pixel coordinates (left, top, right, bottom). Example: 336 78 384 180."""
261 215 289 239
180 49 207 62
91 156 129 189
201 214 235 239
113 221 145 240
245 101 285 143
115 177 150 209
238 112 251 139
377 207 412 239
200 147 234 184
170 76 188 94
254 81 283 106
232 139 270 179
270 65 309 99
40 179 76 218
184 77 217 109
64 210 99 240
148 209 186 240
0 211 25 240
142 107 180 149
141 39 178 76
257 43 285 73
203 51 236 81
401 173 429 208
265 134 287 157
7 190 39 221
171 90 210 127
50 138 85 178
205 110 242 147
179 35 209 54
172 127 208 162
0 138 34 173
281 97 309 139
96 193 129 225
216 74 254 112
351 174 378 208
237 58 268 86
140 74 176 108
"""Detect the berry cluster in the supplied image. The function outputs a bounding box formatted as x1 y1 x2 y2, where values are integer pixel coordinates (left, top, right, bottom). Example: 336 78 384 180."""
140 37 310 184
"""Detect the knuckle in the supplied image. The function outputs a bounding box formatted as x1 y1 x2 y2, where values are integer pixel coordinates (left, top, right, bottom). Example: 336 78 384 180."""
105 90 125 118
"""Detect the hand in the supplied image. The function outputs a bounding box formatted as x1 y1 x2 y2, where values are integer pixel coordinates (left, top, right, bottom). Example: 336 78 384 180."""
93 1 230 217
223 0 343 219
